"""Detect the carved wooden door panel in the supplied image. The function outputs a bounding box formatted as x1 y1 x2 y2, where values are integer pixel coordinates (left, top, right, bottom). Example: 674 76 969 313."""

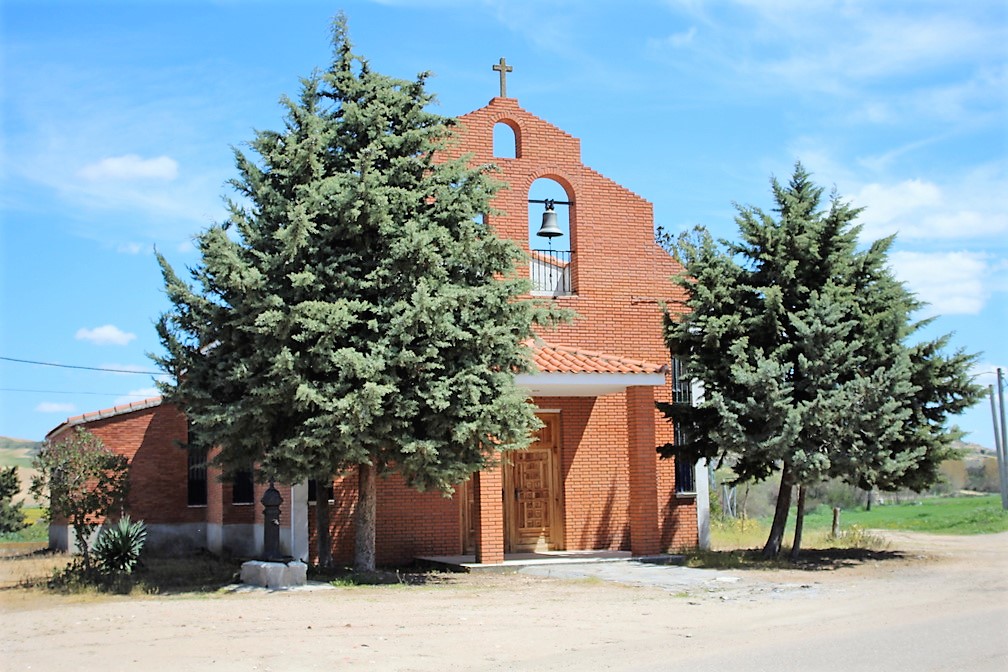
505 413 563 552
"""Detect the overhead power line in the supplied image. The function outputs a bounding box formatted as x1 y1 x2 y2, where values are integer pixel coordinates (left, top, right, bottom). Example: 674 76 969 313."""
0 388 158 398
0 356 164 376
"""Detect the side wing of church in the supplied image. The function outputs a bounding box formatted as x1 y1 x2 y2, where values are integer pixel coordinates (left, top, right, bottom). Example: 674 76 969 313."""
45 90 708 566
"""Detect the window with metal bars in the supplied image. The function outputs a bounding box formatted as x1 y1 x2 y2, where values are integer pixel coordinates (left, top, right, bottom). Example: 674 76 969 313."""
232 468 254 505
187 445 208 507
307 478 334 504
671 355 696 494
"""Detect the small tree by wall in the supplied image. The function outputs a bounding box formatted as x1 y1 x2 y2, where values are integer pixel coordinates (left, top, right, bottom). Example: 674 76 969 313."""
0 466 27 534
31 428 130 571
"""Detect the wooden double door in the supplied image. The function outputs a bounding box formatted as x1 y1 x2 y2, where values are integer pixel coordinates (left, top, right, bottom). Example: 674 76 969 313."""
504 413 564 552
459 413 564 555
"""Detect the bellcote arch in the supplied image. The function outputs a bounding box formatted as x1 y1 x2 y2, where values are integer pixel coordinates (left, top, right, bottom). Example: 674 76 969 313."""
527 172 577 297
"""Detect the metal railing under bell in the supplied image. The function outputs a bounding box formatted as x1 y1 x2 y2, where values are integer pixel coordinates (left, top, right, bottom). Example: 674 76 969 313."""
529 249 574 296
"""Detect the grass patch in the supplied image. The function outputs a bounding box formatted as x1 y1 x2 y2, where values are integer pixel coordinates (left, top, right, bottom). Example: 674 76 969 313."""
3 547 241 596
697 494 1005 569
711 493 1008 551
835 495 1008 534
0 512 48 544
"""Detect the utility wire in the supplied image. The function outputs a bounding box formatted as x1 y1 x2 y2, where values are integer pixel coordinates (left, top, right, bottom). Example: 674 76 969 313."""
0 388 158 398
0 356 164 376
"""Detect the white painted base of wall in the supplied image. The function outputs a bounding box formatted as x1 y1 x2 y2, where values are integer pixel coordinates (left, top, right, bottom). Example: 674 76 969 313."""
240 560 307 589
48 524 99 555
695 459 711 550
145 523 209 556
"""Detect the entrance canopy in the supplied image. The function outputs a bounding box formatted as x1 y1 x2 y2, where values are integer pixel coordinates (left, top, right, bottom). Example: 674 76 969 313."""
516 340 667 397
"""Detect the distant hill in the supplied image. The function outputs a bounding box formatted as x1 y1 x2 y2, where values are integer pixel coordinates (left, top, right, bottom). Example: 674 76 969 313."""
953 440 994 456
0 437 43 505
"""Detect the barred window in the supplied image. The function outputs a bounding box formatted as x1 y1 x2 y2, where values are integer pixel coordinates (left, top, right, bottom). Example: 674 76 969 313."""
232 468 254 505
307 478 334 504
187 446 208 507
675 456 696 495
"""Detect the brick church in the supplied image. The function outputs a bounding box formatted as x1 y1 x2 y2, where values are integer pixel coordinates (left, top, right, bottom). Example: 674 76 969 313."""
46 65 709 566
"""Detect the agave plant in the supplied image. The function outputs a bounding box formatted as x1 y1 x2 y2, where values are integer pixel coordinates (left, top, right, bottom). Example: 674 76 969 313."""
93 515 147 575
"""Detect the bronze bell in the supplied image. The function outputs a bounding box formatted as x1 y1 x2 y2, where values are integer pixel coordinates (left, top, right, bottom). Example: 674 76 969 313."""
537 202 563 238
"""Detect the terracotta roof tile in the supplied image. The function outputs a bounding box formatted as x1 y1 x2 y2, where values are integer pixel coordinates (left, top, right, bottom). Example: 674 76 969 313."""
48 397 163 439
527 340 667 375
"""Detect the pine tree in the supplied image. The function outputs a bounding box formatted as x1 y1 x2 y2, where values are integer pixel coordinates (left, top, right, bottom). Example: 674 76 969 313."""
658 163 982 559
154 17 547 571
0 466 27 534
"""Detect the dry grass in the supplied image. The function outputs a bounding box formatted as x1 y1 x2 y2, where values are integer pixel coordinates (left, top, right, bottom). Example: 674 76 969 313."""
0 543 71 589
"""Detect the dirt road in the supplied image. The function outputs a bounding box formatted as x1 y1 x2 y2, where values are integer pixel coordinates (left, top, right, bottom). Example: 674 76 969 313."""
3 531 1006 671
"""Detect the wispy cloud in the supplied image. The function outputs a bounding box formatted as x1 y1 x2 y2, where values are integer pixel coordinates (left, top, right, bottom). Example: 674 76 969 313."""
652 0 1007 119
36 402 76 414
116 242 147 255
114 388 160 406
75 325 137 346
853 168 1008 242
3 47 239 247
79 154 179 182
888 250 990 316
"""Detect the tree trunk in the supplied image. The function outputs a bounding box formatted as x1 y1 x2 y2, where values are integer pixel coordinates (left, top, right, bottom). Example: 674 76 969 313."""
74 522 93 572
353 462 376 573
789 484 806 562
866 489 873 511
761 466 793 559
315 475 333 569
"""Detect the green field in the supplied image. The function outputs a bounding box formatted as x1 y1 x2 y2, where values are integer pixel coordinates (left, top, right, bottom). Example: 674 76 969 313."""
0 437 41 469
803 494 1008 535
712 494 1008 551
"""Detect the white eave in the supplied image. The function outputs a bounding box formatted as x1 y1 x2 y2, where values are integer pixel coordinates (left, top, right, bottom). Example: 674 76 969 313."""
515 371 667 397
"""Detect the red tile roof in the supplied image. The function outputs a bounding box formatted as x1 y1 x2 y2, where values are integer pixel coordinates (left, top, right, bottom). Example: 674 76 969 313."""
47 344 665 438
48 397 163 439
528 340 667 375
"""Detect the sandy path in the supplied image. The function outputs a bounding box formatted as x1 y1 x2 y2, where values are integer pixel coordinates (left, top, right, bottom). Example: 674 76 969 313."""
2 531 1006 672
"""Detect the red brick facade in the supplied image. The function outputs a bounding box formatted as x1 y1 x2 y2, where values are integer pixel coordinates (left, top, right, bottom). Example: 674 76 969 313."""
304 96 701 565
46 95 704 565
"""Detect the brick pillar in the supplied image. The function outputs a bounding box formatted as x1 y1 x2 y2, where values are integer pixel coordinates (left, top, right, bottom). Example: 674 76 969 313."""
474 466 504 564
627 386 660 556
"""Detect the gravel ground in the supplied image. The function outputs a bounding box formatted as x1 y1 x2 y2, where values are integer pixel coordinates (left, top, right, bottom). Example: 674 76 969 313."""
2 530 1006 671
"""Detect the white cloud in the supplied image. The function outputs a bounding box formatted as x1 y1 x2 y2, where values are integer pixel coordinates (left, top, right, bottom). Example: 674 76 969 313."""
649 26 698 49
853 171 1008 242
888 250 989 316
116 242 146 255
75 324 137 346
114 388 161 406
36 402 76 414
78 154 179 182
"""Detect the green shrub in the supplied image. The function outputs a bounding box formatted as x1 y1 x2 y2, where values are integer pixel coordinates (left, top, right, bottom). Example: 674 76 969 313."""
93 516 147 575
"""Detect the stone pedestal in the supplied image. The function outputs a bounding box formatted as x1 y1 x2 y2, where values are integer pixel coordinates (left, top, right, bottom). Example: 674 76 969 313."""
240 560 308 589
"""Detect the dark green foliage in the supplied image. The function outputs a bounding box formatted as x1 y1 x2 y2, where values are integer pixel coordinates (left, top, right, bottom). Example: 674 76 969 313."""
153 18 552 568
31 428 131 571
659 163 983 558
93 515 147 575
0 465 27 533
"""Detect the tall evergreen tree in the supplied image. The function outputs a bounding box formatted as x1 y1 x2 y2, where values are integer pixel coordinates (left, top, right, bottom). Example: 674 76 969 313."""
658 163 982 558
0 466 27 534
154 18 548 571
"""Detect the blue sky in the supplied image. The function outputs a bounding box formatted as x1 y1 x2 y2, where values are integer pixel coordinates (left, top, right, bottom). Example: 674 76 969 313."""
1 0 1005 447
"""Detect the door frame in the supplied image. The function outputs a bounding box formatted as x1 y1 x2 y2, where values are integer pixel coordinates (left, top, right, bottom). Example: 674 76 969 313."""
503 411 564 552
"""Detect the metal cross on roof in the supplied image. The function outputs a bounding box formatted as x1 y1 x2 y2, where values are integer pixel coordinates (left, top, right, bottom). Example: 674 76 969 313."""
493 57 513 98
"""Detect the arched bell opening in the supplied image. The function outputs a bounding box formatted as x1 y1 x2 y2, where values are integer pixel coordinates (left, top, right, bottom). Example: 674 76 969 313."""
528 177 575 296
